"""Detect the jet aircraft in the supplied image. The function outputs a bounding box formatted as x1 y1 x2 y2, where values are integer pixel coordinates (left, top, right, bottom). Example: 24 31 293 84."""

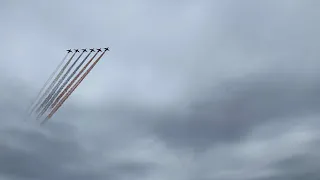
27 46 110 125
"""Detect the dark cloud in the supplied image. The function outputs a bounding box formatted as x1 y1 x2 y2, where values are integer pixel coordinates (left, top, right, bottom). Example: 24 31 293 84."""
0 128 101 180
151 72 320 150
0 126 156 180
0 117 155 180
0 76 155 180
259 152 320 180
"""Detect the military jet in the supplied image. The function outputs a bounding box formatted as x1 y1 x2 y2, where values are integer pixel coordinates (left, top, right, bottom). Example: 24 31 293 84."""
67 49 72 53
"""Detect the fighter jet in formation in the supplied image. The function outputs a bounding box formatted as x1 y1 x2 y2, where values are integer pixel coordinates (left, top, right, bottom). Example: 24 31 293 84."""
26 48 110 125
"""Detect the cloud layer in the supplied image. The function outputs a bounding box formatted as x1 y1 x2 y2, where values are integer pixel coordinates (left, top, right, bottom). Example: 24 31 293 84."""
1 0 320 179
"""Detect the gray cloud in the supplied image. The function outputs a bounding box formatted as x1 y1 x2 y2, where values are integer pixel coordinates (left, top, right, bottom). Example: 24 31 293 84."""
152 72 320 150
0 75 155 180
0 113 155 180
1 0 320 179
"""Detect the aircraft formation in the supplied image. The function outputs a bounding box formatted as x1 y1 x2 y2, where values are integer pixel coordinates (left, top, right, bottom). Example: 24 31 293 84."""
26 47 110 125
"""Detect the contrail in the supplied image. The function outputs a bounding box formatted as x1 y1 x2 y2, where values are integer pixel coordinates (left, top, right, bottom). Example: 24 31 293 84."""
36 50 84 114
25 51 70 118
46 50 93 110
41 49 108 125
51 50 100 108
29 51 78 116
33 51 78 115
36 50 86 119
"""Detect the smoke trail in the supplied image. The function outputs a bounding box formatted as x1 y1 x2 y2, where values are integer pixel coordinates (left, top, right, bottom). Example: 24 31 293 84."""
25 51 70 118
34 51 79 114
51 50 100 108
30 51 78 116
36 51 85 114
36 50 86 119
47 51 93 109
41 49 108 125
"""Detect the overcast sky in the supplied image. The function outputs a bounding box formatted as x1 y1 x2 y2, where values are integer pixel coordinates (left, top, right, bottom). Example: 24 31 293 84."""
1 0 320 179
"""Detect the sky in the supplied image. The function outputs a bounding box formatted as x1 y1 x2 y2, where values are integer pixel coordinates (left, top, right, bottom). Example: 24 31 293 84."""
1 0 320 179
